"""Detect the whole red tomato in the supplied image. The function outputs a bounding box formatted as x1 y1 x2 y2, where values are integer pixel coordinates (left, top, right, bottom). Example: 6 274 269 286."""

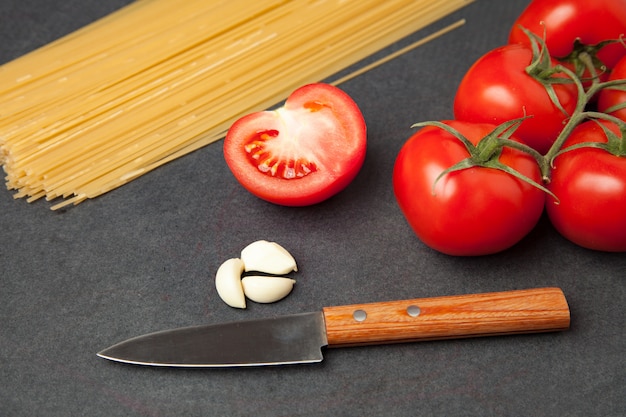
393 121 546 256
509 0 626 73
224 83 366 206
598 55 626 122
454 43 577 155
546 119 626 252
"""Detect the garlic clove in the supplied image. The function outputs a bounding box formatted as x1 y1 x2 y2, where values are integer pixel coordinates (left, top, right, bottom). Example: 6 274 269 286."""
241 276 296 304
215 258 246 309
240 240 298 275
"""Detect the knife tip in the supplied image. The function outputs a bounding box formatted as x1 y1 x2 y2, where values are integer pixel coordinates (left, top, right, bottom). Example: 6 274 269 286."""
96 348 115 361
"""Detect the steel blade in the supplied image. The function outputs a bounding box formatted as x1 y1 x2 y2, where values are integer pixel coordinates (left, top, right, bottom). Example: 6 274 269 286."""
97 312 327 367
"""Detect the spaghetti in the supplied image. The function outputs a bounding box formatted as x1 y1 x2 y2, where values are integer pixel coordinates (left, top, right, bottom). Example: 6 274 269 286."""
0 0 473 209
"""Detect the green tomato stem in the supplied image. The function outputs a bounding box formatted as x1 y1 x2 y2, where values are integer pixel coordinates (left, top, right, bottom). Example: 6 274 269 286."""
542 55 595 175
542 78 626 173
583 112 626 156
476 134 501 162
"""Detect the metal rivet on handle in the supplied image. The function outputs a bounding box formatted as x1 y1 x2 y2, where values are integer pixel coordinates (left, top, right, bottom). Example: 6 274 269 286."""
353 309 367 322
407 305 421 317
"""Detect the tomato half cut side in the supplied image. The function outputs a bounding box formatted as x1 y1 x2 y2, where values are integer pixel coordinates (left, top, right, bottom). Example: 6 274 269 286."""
223 83 367 206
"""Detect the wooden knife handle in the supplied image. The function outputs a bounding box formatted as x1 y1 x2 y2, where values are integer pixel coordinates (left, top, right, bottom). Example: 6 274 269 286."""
322 287 570 347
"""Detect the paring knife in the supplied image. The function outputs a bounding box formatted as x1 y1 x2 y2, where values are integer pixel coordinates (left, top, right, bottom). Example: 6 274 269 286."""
97 287 570 367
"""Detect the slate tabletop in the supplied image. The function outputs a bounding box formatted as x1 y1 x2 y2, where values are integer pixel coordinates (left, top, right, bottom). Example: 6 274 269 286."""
1 1 624 416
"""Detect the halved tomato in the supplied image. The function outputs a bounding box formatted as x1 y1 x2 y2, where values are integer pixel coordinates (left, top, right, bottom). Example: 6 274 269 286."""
223 83 367 206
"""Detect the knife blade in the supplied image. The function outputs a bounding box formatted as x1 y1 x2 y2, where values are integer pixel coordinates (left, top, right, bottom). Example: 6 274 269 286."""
97 287 570 367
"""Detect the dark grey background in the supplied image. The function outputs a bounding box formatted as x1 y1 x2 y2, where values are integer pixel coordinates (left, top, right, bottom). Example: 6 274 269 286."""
1 1 624 416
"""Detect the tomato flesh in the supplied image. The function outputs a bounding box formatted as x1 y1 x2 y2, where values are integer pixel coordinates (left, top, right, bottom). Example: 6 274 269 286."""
546 120 626 252
393 121 546 256
224 83 366 206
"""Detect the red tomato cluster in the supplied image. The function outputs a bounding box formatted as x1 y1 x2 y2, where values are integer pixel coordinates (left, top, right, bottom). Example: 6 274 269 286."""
394 0 626 255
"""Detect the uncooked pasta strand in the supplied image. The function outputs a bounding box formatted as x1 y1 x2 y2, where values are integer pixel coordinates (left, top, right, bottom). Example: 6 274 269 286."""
0 0 474 209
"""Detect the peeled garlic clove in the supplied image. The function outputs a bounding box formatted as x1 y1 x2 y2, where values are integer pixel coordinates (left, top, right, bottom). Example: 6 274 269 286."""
215 258 246 309
241 276 296 304
240 240 297 275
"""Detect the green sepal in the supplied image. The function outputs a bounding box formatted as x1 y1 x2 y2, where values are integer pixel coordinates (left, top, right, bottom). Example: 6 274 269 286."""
411 120 476 154
482 157 557 201
411 118 557 200
598 78 626 114
521 26 574 116
551 118 626 162
604 102 626 114
558 39 620 81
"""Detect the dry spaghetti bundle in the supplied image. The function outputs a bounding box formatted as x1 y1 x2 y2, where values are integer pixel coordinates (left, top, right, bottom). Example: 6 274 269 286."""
0 0 472 210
